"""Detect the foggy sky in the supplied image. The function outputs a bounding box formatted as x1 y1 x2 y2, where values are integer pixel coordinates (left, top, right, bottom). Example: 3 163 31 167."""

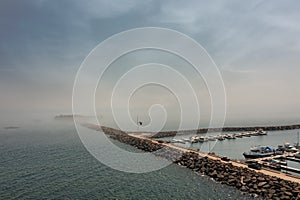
1 0 300 127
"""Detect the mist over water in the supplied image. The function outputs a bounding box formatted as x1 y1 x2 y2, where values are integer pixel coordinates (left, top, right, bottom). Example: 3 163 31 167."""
0 119 256 200
1 111 299 133
1 0 300 199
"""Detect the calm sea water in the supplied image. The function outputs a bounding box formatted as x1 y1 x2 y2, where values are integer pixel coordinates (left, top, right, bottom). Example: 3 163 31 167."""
0 120 255 200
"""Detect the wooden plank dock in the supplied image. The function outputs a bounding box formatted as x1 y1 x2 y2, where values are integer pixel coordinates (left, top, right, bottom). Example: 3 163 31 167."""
281 165 300 173
251 153 300 174
285 156 300 163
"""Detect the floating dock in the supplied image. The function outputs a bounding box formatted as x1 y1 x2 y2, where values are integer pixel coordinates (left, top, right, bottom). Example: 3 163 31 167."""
250 153 300 174
281 165 300 174
285 156 300 163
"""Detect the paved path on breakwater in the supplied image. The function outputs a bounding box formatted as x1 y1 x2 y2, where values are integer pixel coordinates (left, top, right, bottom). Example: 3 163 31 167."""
81 122 300 184
129 133 300 183
83 124 300 198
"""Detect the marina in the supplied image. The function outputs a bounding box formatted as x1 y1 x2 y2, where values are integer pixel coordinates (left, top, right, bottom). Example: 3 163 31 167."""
166 129 268 144
92 125 300 199
153 128 300 177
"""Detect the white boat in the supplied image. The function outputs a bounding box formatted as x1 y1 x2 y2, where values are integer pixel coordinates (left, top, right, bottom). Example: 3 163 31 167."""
217 136 225 141
199 136 208 142
190 136 200 143
257 129 267 136
172 139 185 144
284 142 298 152
243 132 251 137
182 138 191 142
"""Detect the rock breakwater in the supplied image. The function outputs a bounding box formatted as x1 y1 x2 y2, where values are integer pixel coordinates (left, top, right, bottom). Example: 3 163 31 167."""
176 151 300 199
85 124 300 199
101 126 163 152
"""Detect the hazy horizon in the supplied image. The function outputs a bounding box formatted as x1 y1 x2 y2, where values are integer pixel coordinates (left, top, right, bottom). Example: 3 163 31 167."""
1 0 300 130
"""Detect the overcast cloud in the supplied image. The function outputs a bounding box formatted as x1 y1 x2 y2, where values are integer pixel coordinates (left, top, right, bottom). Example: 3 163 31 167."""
1 0 300 127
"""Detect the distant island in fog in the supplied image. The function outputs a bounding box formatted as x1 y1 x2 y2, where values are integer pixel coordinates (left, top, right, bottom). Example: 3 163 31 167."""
3 126 19 130
54 114 84 119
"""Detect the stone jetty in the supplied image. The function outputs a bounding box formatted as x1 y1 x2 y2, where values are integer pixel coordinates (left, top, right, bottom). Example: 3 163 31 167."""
176 152 300 199
84 124 300 199
101 126 163 152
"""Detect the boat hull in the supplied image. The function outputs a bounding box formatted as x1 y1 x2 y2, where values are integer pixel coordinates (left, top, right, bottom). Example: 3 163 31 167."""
243 152 274 159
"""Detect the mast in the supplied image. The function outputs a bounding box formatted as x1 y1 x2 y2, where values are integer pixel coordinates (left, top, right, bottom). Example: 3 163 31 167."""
297 130 299 148
137 115 139 131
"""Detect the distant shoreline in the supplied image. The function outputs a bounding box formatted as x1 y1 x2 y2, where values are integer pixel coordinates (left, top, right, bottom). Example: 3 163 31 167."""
54 114 84 119
81 122 300 138
3 126 19 130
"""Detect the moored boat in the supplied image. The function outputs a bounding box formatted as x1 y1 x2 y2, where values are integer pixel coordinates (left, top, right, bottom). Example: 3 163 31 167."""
243 146 275 159
190 136 200 143
217 136 225 141
199 136 208 142
182 138 190 142
257 129 267 136
225 134 236 139
243 132 251 137
284 142 298 152
172 139 185 144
